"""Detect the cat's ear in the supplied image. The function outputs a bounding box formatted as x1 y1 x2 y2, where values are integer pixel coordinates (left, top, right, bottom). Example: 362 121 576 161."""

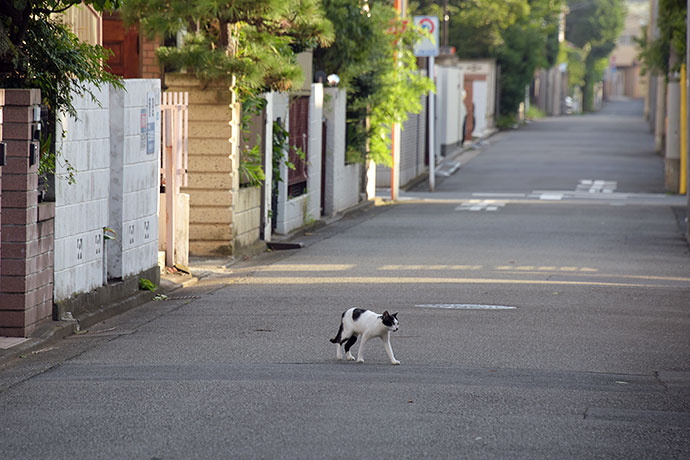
382 311 390 317
393 312 398 318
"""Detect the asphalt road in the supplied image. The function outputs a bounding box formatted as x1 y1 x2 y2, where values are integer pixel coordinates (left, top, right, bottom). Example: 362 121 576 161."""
1 99 689 459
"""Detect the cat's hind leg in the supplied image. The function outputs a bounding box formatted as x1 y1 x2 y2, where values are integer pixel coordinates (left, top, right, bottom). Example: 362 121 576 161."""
356 333 370 363
343 335 357 361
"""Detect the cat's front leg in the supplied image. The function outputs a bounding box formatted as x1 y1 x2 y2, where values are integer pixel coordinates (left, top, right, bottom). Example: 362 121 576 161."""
336 343 344 360
356 334 370 362
382 334 400 365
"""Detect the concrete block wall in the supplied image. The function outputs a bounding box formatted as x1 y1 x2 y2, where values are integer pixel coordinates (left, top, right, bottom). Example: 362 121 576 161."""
109 79 160 279
0 89 55 337
235 186 261 247
377 96 428 188
306 84 324 220
274 84 324 235
323 88 360 217
54 80 160 302
54 84 111 301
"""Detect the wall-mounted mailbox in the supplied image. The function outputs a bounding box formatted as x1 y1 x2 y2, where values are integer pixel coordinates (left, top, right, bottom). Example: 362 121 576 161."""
29 142 37 166
32 122 41 141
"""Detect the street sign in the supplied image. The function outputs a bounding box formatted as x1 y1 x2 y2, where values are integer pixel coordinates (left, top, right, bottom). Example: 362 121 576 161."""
413 16 439 57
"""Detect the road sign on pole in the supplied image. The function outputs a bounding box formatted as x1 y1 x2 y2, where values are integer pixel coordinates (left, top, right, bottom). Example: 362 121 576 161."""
413 16 440 57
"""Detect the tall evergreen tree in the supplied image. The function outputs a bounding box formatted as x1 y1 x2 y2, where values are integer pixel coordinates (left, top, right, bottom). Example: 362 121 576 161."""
121 0 334 95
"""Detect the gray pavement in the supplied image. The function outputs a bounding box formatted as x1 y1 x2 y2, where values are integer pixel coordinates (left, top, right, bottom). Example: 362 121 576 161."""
1 98 689 459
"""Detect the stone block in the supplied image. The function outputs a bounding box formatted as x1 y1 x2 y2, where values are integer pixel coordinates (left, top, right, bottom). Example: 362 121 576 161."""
189 222 233 241
189 240 233 256
0 252 52 277
1 190 37 209
235 207 261 235
38 202 55 221
3 106 33 123
237 186 261 212
188 138 232 155
37 218 54 238
188 189 233 207
1 223 38 242
235 228 260 249
4 88 41 106
185 173 233 189
2 207 37 225
1 172 38 191
1 241 31 259
2 139 30 158
187 155 234 173
2 122 33 141
187 104 231 122
188 121 232 140
189 206 233 224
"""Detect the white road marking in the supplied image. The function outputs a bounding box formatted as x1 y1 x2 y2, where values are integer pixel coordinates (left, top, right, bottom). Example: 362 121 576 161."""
456 200 506 212
472 193 526 198
576 179 617 193
416 304 517 310
539 193 564 201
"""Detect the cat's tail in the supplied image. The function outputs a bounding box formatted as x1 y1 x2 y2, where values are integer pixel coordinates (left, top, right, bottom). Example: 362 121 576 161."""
330 323 343 343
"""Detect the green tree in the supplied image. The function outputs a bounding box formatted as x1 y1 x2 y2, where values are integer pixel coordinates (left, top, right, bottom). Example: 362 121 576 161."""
1 0 124 181
0 0 122 117
121 0 334 96
496 0 561 117
637 0 686 76
314 0 433 166
565 0 625 111
412 0 561 118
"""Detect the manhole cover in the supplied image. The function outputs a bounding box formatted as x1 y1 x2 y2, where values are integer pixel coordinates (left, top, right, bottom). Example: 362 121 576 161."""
415 304 516 310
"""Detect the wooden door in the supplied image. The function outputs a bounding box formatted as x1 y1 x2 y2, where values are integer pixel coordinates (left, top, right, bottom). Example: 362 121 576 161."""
103 13 140 78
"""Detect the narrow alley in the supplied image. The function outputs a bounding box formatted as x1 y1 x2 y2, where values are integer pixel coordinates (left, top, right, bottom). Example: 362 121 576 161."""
1 99 689 459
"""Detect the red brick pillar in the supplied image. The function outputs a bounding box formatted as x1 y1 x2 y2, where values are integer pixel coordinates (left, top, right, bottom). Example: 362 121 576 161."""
0 89 54 337
0 89 4 295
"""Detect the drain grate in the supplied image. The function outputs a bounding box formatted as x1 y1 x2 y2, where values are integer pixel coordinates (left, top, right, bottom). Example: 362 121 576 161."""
416 304 516 310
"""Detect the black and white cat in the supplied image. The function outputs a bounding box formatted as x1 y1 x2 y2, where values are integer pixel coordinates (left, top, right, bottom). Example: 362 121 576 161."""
330 308 400 365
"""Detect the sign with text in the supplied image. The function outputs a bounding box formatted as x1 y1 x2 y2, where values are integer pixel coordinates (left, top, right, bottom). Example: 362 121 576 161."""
413 16 439 57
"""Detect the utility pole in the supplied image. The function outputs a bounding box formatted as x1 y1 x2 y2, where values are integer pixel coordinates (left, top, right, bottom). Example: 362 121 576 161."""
666 47 681 193
442 0 448 48
390 0 405 201
686 0 689 242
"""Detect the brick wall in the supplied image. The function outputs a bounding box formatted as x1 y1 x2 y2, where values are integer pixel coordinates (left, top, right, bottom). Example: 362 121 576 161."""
0 89 55 337
140 35 161 79
0 89 4 298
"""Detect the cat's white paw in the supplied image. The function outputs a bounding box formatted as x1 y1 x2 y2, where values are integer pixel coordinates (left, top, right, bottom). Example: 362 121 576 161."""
356 358 364 363
391 360 401 365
